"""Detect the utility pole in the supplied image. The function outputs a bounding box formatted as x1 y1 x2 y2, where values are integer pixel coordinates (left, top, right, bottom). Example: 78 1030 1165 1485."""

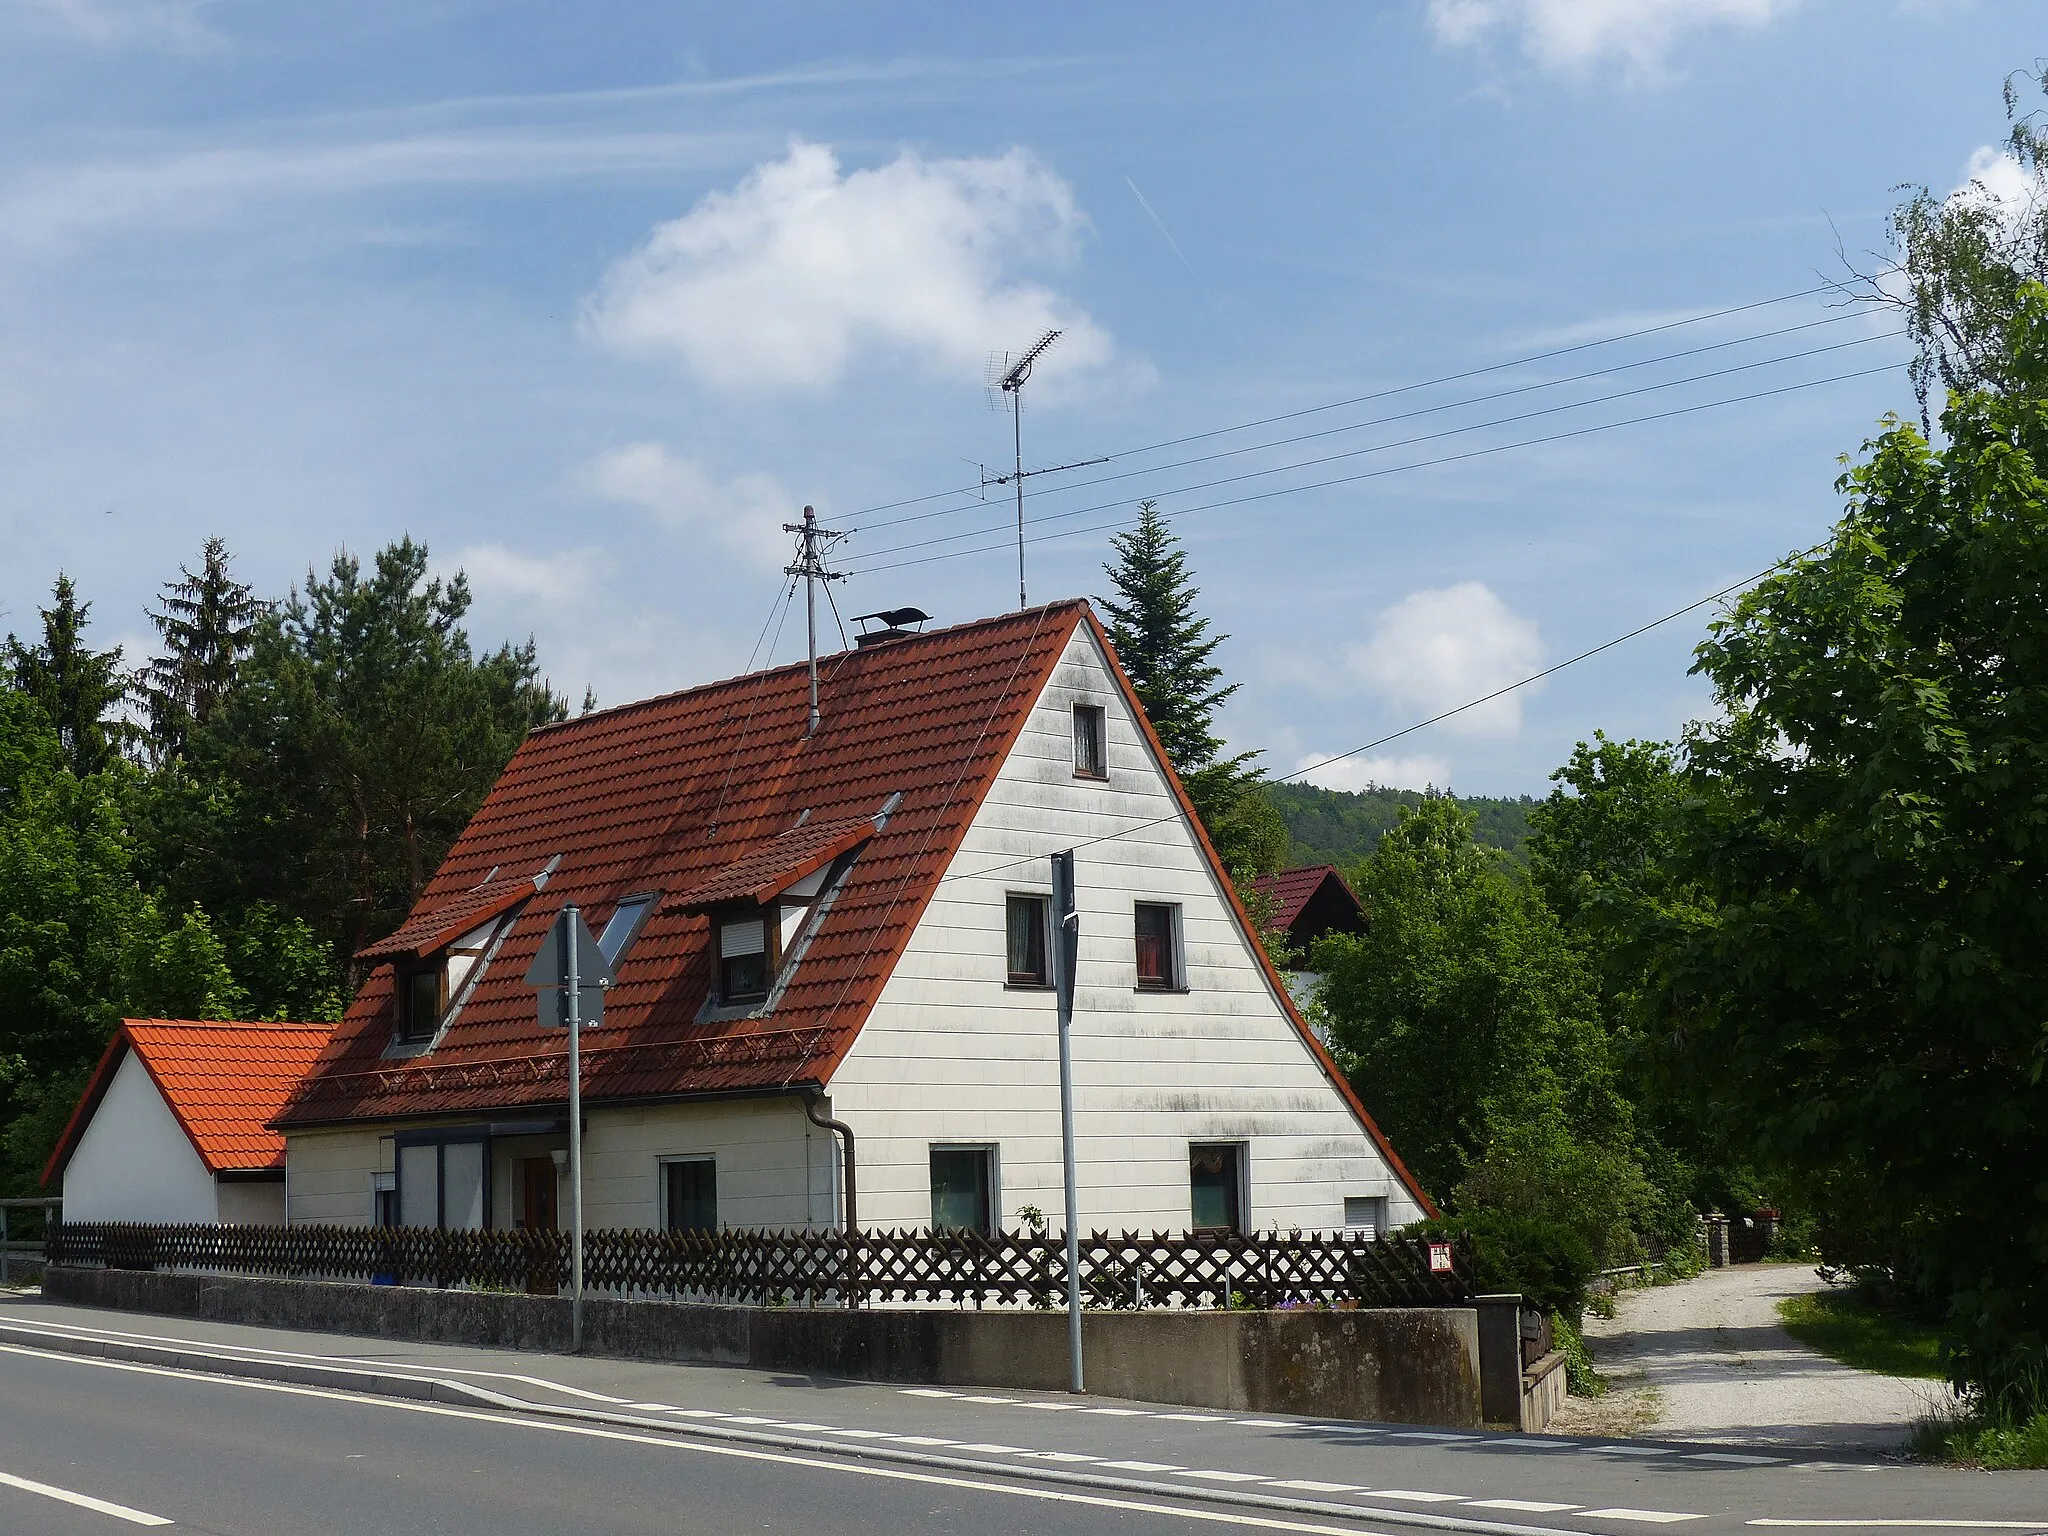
998 330 1061 610
1051 849 1083 1392
783 505 844 737
566 902 584 1353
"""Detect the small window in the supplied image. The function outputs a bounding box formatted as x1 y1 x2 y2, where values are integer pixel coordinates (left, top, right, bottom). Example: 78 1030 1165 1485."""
371 1172 397 1228
719 915 769 1001
1073 704 1107 779
599 893 657 966
1344 1196 1390 1238
1006 894 1050 986
929 1146 995 1235
1190 1143 1246 1234
1135 902 1181 990
665 1158 718 1233
399 963 445 1042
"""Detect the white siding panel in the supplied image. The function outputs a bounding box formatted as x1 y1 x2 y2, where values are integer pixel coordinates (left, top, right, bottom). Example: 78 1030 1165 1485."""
61 1052 218 1223
830 623 1425 1236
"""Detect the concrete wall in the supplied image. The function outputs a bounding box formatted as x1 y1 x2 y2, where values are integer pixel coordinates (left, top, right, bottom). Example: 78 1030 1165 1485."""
61 1051 218 1223
215 1181 286 1226
831 622 1423 1235
45 1266 1480 1427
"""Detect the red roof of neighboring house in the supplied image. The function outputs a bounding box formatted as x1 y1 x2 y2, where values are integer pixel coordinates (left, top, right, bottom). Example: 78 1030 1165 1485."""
44 1020 332 1183
276 603 1088 1127
1249 865 1353 931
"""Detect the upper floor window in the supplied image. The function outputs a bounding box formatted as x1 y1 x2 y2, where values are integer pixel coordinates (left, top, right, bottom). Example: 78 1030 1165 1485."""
398 963 446 1043
1072 704 1107 779
1006 894 1050 986
599 893 657 966
1135 902 1182 991
719 913 769 1002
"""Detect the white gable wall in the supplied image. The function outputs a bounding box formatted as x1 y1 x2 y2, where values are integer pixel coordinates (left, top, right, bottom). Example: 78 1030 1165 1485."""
828 621 1425 1235
61 1049 220 1223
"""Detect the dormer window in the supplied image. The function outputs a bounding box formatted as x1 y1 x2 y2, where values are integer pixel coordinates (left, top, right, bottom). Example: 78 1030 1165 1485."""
718 912 769 1002
399 963 446 1043
1073 704 1107 779
599 893 657 966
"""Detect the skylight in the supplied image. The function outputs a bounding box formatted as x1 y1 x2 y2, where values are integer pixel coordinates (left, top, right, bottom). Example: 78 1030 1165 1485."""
598 894 657 966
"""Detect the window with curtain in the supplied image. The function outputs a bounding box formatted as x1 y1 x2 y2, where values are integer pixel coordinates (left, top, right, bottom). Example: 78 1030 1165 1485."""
1135 902 1179 990
1006 894 1050 985
1190 1143 1245 1234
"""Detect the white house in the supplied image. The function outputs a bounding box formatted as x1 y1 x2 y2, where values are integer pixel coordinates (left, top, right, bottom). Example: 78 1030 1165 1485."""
46 1019 331 1224
275 601 1434 1240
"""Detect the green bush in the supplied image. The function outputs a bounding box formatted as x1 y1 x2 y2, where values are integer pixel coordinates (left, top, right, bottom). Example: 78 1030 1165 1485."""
1411 1210 1597 1322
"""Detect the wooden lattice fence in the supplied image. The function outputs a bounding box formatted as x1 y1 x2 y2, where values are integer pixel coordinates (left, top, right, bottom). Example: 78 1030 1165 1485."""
48 1223 1474 1310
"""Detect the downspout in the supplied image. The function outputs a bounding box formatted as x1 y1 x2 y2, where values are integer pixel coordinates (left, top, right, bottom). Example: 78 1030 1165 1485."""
803 1093 856 1233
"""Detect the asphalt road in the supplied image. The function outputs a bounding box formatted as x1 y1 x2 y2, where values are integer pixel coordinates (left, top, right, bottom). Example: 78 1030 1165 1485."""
1 1297 2045 1536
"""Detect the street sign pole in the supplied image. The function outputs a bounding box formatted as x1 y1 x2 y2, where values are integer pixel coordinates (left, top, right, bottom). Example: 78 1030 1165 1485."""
566 903 585 1354
1051 850 1083 1394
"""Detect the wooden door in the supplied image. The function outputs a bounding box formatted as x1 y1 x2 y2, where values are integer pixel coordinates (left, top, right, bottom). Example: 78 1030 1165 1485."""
517 1157 558 1295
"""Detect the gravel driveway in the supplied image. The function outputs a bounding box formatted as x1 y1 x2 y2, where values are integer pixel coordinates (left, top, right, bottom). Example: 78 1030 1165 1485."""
1549 1263 1952 1451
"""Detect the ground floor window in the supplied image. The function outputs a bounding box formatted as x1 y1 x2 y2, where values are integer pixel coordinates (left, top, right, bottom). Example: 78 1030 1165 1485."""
371 1171 396 1228
395 1135 487 1229
929 1146 996 1235
1189 1143 1246 1234
664 1157 719 1233
1343 1195 1389 1238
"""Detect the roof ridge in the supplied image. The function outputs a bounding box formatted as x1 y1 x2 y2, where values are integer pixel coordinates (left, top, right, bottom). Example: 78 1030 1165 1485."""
125 1017 331 1031
529 598 1093 737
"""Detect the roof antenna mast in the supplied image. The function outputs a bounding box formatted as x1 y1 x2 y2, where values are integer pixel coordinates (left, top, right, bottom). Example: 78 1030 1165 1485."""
998 329 1061 610
785 505 845 738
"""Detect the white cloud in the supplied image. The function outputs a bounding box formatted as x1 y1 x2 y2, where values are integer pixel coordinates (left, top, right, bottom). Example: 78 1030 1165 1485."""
1346 581 1542 737
1427 0 1795 79
1294 752 1452 793
582 443 794 570
583 138 1114 392
457 542 610 607
1957 144 2042 224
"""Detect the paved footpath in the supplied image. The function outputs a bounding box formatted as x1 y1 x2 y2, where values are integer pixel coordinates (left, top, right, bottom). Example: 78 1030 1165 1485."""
1558 1266 1950 1452
2 1289 2044 1535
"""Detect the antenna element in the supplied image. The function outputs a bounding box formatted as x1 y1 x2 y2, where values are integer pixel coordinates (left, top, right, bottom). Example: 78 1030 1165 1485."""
784 505 846 737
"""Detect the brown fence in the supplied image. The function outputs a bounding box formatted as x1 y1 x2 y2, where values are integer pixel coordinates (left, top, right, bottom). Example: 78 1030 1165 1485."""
47 1223 1474 1310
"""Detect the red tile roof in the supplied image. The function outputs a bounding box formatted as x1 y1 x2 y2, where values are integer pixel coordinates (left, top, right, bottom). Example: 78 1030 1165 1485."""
355 871 539 962
674 815 875 912
1250 865 1354 930
44 1020 333 1182
277 603 1088 1127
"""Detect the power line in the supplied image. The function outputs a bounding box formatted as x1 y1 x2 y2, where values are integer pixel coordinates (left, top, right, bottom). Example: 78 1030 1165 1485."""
831 283 1839 527
939 539 1833 889
844 309 1866 538
848 359 1903 577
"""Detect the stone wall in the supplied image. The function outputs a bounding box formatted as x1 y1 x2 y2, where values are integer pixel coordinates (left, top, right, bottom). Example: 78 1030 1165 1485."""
45 1266 1481 1428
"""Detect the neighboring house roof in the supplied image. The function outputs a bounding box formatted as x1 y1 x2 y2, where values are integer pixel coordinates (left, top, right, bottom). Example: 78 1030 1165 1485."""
1249 864 1368 950
271 600 1435 1213
44 1019 333 1184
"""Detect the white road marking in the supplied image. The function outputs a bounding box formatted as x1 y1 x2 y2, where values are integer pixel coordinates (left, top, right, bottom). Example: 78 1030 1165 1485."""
0 1469 174 1526
1160 1413 1233 1423
1684 1454 1783 1466
1583 1510 1705 1524
1232 1420 1296 1429
0 1346 1590 1536
1083 1406 1152 1416
901 1388 956 1398
1022 1452 1101 1464
954 1443 1034 1455
828 1429 896 1440
1099 1460 1187 1472
959 1396 1019 1405
1470 1501 1581 1513
724 1415 782 1425
1750 1524 2048 1530
1184 1470 1276 1483
1268 1482 1369 1494
1489 1439 1573 1450
1371 1491 1469 1503
1022 1402 1079 1410
1590 1447 1678 1457
891 1436 960 1447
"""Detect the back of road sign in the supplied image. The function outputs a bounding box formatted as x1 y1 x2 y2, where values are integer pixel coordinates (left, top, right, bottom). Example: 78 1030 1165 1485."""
524 908 612 1029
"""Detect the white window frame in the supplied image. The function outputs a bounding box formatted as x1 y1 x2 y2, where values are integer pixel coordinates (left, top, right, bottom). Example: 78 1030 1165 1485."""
1134 900 1187 992
928 1143 1000 1236
1343 1195 1390 1239
659 1154 719 1233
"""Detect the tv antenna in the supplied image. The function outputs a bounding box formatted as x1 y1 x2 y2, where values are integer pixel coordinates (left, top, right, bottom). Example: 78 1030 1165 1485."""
783 505 846 737
987 330 1108 610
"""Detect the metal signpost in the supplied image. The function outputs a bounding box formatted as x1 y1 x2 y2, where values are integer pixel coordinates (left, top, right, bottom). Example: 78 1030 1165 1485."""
1051 850 1084 1393
525 905 611 1352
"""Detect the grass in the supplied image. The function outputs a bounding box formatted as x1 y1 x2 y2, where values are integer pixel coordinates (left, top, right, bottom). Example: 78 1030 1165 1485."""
1776 1286 1947 1381
1911 1407 2048 1469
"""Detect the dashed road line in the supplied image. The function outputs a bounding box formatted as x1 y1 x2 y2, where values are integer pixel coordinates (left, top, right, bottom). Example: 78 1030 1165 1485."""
0 1469 174 1527
1584 1511 1705 1525
1472 1502 1582 1514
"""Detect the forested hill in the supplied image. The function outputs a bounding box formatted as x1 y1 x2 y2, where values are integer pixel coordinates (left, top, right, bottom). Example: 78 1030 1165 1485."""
1266 781 1538 869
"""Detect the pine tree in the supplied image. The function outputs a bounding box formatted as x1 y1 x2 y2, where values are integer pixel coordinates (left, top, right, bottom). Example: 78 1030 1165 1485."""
4 574 131 776
141 537 264 761
1096 501 1238 774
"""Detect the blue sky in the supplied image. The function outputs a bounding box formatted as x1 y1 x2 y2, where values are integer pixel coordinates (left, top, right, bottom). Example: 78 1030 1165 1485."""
0 0 2034 795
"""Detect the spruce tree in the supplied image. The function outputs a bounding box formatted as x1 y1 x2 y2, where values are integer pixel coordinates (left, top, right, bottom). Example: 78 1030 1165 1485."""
4 574 131 776
141 537 264 760
1096 501 1237 774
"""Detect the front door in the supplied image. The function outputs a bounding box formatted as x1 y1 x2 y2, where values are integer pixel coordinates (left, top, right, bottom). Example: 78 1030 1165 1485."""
517 1157 558 1295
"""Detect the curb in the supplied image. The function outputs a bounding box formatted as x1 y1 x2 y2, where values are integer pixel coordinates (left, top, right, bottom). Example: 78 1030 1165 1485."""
0 1319 1604 1536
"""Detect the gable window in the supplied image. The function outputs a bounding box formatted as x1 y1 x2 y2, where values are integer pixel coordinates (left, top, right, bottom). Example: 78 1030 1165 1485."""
1073 704 1107 779
1005 894 1051 987
1134 902 1182 990
1190 1143 1246 1234
719 914 769 1002
599 893 657 966
1344 1196 1390 1239
664 1157 718 1233
929 1146 996 1235
398 963 446 1043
